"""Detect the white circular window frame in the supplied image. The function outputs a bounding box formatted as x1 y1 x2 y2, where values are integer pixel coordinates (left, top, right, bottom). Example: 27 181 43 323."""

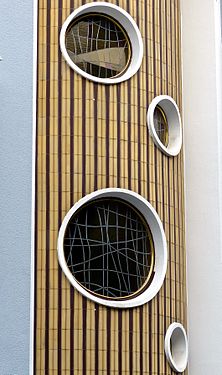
147 95 182 157
165 322 188 373
57 188 167 308
60 2 143 84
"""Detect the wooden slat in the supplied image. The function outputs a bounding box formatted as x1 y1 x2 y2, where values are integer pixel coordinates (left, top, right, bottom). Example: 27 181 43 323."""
34 0 187 374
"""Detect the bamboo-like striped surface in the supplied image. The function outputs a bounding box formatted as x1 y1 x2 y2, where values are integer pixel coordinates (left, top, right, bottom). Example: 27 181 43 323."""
34 0 187 374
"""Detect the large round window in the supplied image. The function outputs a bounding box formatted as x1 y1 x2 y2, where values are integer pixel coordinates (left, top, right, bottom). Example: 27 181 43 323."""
63 198 154 299
65 14 131 79
58 189 167 308
60 2 143 84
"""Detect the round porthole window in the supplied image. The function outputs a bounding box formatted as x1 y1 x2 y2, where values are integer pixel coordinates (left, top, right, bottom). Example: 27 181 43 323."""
165 323 188 373
60 2 143 84
57 188 167 308
147 95 182 156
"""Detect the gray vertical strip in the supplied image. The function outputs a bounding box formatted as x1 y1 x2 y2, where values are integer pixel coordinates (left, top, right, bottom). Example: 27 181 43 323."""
0 0 33 373
220 0 222 41
30 0 38 374
33 1 39 373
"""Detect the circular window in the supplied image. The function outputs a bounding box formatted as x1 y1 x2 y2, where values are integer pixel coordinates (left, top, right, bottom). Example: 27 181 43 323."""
165 323 188 373
147 95 182 156
63 198 154 299
154 105 169 147
65 14 131 79
60 2 143 84
58 188 167 308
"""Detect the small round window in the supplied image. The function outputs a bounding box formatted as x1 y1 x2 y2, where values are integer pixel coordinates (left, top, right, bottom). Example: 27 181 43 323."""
60 2 143 84
165 323 188 373
147 95 182 157
58 189 167 308
65 14 131 79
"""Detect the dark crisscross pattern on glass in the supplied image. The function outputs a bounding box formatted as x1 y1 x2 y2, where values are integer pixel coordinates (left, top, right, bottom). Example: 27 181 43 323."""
65 14 130 78
63 199 154 299
154 106 169 147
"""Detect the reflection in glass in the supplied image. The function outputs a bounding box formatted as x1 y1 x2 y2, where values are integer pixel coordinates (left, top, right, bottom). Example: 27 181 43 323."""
65 14 131 78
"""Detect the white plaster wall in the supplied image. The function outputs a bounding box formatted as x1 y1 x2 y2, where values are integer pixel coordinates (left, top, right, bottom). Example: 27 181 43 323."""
0 1 33 373
181 0 222 374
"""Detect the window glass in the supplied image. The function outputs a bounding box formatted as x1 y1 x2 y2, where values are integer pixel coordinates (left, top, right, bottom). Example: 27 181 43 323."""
153 105 169 147
65 14 131 79
63 198 155 300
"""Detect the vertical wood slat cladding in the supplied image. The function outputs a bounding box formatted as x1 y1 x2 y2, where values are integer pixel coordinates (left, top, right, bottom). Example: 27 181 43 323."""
34 0 188 374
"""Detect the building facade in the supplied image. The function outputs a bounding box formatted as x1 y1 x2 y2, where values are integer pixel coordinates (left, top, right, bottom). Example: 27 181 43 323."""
0 0 221 374
34 0 186 374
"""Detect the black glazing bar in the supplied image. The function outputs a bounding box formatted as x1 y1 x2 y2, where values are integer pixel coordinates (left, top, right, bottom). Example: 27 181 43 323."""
67 245 152 267
65 233 150 246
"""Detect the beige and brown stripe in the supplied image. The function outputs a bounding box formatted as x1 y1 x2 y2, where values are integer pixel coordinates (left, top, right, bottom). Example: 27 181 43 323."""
34 0 187 374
